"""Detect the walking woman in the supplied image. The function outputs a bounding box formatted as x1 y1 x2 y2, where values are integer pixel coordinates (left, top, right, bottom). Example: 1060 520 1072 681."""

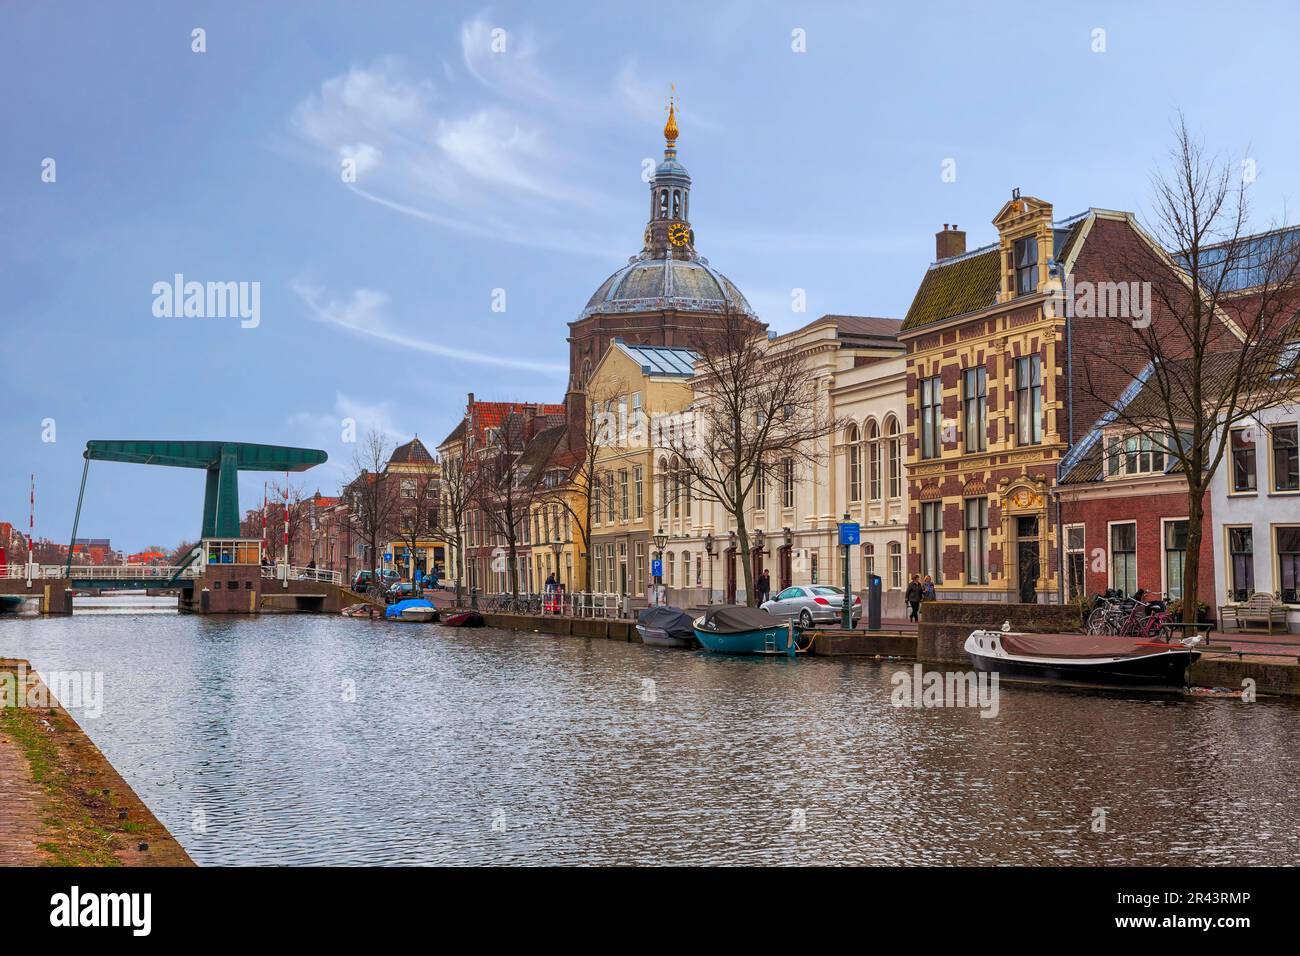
905 574 922 622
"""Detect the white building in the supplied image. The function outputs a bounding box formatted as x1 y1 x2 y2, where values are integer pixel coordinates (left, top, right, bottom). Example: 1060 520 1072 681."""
1209 401 1300 632
656 315 908 614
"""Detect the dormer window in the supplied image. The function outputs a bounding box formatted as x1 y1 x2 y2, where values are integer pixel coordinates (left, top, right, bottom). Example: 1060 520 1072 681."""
1014 236 1039 294
1106 432 1173 478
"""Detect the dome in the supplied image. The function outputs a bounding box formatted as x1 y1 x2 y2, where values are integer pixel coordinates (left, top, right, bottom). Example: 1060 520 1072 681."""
654 157 691 180
582 255 755 319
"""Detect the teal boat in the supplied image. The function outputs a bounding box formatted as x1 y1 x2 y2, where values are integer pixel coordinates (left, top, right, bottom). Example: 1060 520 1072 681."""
693 606 811 658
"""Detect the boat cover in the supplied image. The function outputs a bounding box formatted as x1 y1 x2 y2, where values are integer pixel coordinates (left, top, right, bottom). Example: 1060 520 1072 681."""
385 598 434 619
697 605 781 634
995 632 1184 659
637 605 695 639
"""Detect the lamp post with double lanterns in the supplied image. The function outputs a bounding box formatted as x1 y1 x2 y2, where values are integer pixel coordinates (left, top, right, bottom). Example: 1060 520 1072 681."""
703 532 715 604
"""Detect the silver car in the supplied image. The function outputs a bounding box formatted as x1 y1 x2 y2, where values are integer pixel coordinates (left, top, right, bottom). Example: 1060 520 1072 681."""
762 585 861 628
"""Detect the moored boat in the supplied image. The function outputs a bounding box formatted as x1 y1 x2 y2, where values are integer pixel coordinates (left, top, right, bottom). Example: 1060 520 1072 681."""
384 599 438 622
341 603 381 618
964 628 1201 687
442 610 485 628
692 605 809 658
636 606 697 647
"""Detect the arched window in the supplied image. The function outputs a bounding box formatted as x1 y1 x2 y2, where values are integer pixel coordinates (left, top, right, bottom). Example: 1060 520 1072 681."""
867 419 881 501
672 189 681 218
846 424 862 503
681 551 691 586
659 189 669 219
886 416 901 499
666 551 675 587
887 541 903 590
863 542 875 584
658 456 669 517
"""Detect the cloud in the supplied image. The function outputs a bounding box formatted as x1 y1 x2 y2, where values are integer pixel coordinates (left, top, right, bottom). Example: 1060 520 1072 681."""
290 54 617 255
291 280 567 375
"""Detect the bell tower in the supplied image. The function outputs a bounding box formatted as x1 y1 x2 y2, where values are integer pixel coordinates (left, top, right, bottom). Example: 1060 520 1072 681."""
643 97 695 260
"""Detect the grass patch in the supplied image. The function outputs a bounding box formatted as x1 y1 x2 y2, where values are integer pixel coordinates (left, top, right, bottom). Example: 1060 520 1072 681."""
0 695 122 866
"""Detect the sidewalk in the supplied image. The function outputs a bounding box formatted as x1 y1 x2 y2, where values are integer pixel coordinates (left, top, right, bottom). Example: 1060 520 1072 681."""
0 731 43 865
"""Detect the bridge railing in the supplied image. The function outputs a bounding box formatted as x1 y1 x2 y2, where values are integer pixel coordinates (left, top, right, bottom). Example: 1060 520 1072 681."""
1 564 200 581
258 564 343 586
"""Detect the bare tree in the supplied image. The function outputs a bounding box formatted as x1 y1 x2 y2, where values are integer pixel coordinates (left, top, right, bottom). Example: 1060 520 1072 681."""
477 416 549 603
431 447 481 606
659 308 845 605
533 379 626 594
267 479 312 565
341 428 399 590
393 472 439 583
1077 115 1300 626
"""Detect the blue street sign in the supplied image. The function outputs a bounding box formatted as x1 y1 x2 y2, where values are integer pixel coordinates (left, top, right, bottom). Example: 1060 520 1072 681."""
651 558 663 578
838 522 860 546
383 552 392 562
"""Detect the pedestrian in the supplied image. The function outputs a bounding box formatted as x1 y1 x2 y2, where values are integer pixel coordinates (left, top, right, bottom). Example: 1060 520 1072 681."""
757 568 771 605
545 572 557 592
922 574 936 602
905 574 922 622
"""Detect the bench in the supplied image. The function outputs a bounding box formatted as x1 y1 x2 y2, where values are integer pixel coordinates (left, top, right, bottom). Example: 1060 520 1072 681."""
1220 592 1290 634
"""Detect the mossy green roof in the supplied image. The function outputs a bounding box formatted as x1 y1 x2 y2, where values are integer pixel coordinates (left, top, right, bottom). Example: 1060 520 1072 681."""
901 247 1001 332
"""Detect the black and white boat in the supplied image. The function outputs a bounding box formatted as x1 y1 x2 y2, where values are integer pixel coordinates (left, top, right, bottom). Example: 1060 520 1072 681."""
636 605 698 648
964 628 1201 687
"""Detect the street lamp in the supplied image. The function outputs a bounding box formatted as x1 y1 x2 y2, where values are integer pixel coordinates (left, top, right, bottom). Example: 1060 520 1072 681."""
836 511 854 630
703 532 715 605
549 535 564 614
653 527 667 604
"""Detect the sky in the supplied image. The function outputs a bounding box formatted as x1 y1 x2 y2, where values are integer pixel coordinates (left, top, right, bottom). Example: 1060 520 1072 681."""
3 0 1298 552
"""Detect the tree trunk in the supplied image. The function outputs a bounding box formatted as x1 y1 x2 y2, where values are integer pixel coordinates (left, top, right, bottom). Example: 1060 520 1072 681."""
1182 485 1205 629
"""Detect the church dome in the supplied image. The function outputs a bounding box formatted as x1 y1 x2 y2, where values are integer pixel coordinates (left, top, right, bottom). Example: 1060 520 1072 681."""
582 255 754 319
580 99 753 320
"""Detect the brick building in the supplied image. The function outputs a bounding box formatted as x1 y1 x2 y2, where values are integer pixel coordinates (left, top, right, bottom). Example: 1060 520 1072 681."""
897 195 1238 603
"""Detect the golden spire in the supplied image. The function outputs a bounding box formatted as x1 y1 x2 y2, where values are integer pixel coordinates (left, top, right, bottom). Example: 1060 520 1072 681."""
664 87 678 147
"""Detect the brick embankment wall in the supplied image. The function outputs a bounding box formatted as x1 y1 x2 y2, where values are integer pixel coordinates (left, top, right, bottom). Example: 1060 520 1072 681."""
811 631 917 658
917 601 1084 664
1190 655 1300 697
0 579 73 614
481 613 636 642
0 659 194 866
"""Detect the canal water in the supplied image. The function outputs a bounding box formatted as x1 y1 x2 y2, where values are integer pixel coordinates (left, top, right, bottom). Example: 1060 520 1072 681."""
2 612 1298 866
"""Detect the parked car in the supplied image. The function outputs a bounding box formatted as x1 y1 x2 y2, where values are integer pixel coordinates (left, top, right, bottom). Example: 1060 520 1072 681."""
352 569 400 592
385 581 419 603
761 585 861 628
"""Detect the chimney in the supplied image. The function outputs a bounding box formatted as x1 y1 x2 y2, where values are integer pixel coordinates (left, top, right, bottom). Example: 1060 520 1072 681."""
935 223 966 261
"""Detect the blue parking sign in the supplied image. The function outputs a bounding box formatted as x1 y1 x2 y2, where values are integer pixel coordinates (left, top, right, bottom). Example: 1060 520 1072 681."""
838 522 860 546
651 558 663 578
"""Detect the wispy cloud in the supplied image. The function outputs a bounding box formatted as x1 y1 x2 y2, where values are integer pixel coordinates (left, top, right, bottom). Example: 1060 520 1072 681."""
291 279 567 375
289 52 619 256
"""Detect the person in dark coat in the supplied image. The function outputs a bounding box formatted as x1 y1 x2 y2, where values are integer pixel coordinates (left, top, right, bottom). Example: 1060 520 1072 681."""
905 574 923 622
756 569 771 605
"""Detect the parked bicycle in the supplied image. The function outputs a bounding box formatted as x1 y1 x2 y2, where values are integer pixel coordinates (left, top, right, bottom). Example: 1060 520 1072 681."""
1086 588 1175 641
